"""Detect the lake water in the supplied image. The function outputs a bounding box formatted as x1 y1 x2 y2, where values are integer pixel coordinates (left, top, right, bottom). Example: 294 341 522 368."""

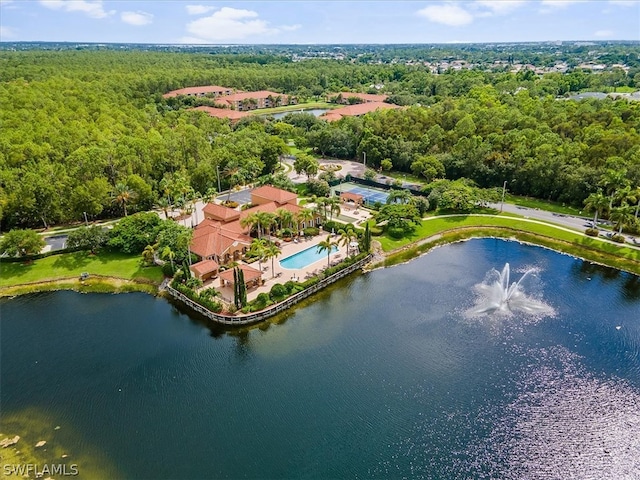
268 108 329 120
2 238 639 479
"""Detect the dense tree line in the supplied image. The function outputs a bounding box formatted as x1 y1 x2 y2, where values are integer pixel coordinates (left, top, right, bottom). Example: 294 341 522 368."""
1 49 639 231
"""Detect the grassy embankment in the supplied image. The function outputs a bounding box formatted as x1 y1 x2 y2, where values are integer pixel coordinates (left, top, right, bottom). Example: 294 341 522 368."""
374 214 640 275
0 251 163 297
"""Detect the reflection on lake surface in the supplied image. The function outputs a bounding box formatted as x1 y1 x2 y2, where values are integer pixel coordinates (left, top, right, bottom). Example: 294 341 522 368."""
267 108 329 119
1 238 639 479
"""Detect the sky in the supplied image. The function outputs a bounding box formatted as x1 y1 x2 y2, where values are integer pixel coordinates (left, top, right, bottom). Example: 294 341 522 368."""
0 0 639 44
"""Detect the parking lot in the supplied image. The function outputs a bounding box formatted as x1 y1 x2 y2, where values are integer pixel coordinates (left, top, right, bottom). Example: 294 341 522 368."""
223 188 253 205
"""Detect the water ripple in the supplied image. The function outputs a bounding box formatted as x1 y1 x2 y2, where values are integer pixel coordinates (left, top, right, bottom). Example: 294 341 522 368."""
474 346 640 479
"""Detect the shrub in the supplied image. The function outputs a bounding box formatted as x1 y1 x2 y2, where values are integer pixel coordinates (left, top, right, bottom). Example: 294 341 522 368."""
162 262 177 277
303 227 319 237
585 228 599 237
255 292 271 305
108 212 163 254
611 233 626 243
301 277 320 288
306 178 330 197
221 200 239 208
281 228 293 238
370 226 383 236
388 227 405 239
270 283 288 300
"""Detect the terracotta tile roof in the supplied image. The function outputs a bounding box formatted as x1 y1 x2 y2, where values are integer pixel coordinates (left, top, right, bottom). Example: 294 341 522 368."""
192 106 251 121
222 90 284 101
202 203 241 222
250 185 298 205
191 223 252 259
163 85 232 98
219 264 263 284
320 102 400 121
340 192 364 201
190 259 219 277
240 201 302 218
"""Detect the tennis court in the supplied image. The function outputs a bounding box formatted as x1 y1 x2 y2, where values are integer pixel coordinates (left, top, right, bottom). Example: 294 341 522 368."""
333 182 390 205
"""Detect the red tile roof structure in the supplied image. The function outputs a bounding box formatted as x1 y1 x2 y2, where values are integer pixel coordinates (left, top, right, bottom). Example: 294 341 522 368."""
250 185 298 205
219 264 263 285
203 203 241 222
190 221 252 260
320 102 400 122
190 259 219 278
163 85 233 98
192 106 251 122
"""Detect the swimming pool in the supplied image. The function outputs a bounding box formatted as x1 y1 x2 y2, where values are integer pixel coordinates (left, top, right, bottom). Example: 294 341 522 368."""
279 244 339 270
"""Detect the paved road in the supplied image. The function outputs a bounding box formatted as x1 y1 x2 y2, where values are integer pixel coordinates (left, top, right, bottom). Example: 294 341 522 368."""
489 203 591 231
489 203 639 245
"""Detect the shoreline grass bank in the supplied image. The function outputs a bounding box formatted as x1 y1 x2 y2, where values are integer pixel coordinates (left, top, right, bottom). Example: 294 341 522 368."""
0 251 163 298
373 226 640 276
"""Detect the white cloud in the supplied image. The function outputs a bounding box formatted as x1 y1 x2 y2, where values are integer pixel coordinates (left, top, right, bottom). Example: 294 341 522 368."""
594 29 615 37
39 0 114 19
608 0 640 5
186 4 217 15
121 10 153 26
474 0 528 14
417 3 474 26
0 25 16 39
184 7 283 41
540 0 584 9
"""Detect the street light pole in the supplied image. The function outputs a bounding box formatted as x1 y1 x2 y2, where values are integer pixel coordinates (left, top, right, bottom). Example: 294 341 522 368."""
216 165 221 194
500 180 508 213
363 151 366 168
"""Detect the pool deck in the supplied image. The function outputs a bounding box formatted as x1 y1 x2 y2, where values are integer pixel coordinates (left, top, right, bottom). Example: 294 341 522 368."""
211 232 352 303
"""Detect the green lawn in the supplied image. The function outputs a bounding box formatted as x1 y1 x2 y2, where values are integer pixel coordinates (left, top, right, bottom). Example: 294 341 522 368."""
376 214 640 263
0 251 163 288
249 102 335 116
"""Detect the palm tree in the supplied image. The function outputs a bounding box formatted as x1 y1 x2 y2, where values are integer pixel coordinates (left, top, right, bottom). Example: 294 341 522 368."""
161 246 176 271
203 187 217 205
275 208 294 231
142 244 156 265
249 238 266 271
255 211 277 239
600 168 629 210
263 242 282 277
113 182 134 217
223 163 243 202
317 235 338 268
326 197 341 220
338 227 357 256
191 190 201 224
155 196 171 220
583 190 609 225
610 205 635 235
297 208 316 231
315 197 329 221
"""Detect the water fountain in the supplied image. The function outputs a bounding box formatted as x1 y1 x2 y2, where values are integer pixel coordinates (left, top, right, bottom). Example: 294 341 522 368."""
470 263 554 316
